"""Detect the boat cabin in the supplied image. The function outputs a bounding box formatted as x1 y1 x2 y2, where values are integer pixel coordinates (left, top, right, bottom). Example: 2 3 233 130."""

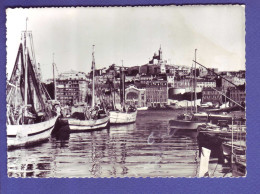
192 112 209 122
208 114 233 125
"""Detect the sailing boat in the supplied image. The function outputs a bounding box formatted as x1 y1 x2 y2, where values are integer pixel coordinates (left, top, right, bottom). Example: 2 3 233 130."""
6 21 58 148
67 45 109 131
168 49 206 131
109 60 137 124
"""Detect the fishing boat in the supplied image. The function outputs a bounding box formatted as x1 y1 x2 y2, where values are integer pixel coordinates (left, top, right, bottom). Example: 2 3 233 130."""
168 50 208 131
169 49 246 132
110 109 137 124
199 117 246 141
168 112 208 130
7 23 58 148
67 45 109 132
109 61 137 124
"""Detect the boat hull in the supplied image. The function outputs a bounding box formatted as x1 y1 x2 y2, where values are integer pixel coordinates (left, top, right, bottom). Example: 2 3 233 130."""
109 111 137 124
7 114 58 148
137 107 148 111
68 116 109 132
222 141 246 156
168 119 204 131
200 130 246 141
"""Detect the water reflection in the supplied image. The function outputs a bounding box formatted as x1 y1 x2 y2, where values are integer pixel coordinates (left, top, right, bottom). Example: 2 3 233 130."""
8 110 226 178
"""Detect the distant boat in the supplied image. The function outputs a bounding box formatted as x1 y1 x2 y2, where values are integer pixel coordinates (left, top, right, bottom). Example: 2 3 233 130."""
109 61 137 124
168 112 208 131
7 25 58 148
168 50 202 131
137 107 148 111
67 45 109 132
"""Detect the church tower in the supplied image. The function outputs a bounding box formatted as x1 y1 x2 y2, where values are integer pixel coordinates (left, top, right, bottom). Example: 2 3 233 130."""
159 45 163 61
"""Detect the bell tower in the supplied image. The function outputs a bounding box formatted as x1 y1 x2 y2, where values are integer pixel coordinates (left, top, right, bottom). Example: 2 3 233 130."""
159 45 163 60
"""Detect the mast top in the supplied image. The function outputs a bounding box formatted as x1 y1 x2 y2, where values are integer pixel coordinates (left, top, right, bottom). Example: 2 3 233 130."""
26 18 28 31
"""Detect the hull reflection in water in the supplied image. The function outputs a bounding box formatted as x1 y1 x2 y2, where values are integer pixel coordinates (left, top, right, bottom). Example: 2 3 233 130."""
8 110 229 178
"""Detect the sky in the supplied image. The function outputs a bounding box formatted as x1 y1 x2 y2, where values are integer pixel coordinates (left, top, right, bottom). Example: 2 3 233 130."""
6 6 245 80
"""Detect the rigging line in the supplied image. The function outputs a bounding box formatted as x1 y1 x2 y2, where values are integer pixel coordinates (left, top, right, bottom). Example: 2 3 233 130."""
208 86 245 109
29 33 36 66
212 162 218 176
193 60 242 89
54 63 60 76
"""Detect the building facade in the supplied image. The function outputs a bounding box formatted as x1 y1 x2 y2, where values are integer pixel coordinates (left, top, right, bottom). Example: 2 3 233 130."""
56 70 89 106
174 78 192 92
229 87 246 107
146 79 168 107
166 74 175 87
202 87 223 106
196 79 216 89
125 85 147 108
222 76 246 91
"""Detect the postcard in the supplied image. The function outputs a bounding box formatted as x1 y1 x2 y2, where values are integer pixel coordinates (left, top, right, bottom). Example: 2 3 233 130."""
6 5 245 178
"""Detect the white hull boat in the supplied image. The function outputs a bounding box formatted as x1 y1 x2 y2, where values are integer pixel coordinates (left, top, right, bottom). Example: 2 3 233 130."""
7 26 59 149
7 114 58 148
110 111 137 124
137 107 148 111
68 116 109 132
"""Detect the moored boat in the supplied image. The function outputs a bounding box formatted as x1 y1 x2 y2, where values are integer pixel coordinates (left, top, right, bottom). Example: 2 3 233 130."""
67 45 109 132
109 61 137 124
168 112 208 131
7 114 58 148
110 108 137 124
232 154 246 177
137 106 148 111
222 140 246 156
7 23 58 148
68 115 109 132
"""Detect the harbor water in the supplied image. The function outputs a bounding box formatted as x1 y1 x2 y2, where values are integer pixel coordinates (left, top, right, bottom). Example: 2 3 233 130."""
8 110 229 178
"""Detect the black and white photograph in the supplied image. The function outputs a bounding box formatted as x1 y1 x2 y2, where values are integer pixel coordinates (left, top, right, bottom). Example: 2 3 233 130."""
6 5 246 178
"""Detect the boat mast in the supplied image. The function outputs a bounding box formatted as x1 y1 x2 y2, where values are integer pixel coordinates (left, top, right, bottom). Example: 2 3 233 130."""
52 53 56 100
113 72 116 110
194 49 198 113
191 61 193 113
121 60 125 108
24 18 29 119
91 45 95 108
